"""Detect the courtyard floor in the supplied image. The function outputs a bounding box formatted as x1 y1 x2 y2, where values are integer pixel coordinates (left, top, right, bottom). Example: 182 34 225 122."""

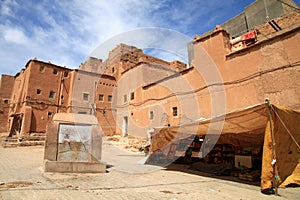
0 137 299 200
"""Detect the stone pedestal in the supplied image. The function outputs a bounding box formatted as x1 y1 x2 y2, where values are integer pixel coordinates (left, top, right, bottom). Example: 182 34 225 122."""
44 113 106 173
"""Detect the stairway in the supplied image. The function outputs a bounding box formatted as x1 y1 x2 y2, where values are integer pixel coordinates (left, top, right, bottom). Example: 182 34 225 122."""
2 133 46 148
2 137 19 148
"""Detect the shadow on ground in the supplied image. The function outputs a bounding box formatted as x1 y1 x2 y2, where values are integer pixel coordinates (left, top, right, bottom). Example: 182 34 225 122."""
160 163 261 187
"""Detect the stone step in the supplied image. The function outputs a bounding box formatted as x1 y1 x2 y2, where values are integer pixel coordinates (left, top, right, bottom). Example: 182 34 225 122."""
2 143 19 148
2 138 45 148
28 133 46 137
5 138 19 143
19 141 45 146
21 136 46 141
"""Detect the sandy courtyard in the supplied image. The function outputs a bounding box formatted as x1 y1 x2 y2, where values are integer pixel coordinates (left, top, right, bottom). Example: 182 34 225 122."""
0 138 299 200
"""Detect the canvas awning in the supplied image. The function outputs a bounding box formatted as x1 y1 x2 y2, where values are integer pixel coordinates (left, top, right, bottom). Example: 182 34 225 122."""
180 103 268 135
149 103 300 190
151 103 268 153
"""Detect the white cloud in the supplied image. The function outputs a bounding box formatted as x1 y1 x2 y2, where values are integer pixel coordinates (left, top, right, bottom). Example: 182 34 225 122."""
0 0 183 74
0 0 263 75
2 26 30 45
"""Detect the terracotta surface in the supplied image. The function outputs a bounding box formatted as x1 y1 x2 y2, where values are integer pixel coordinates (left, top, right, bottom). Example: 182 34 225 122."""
1 9 299 139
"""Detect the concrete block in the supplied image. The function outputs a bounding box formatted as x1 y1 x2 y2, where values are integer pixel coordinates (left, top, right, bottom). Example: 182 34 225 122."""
44 160 73 173
44 113 105 173
44 160 106 173
72 162 106 173
44 122 59 161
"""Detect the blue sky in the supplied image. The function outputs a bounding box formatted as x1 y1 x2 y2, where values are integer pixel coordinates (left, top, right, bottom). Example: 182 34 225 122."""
0 0 299 75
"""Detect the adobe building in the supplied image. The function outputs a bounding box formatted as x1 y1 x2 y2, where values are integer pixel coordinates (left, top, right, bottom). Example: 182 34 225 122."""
100 45 187 137
114 61 185 137
78 57 106 74
95 75 117 136
0 74 14 132
80 43 187 137
189 1 300 116
74 58 117 136
145 1 300 191
8 59 73 136
115 0 300 138
103 44 186 80
1 0 299 141
1 43 185 138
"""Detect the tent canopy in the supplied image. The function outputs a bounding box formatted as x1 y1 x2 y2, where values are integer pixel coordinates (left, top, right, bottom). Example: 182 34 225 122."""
149 103 300 190
151 104 268 153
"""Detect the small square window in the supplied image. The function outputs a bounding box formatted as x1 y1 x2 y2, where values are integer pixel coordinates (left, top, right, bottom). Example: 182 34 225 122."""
47 111 53 117
83 93 89 101
64 71 68 77
130 92 134 101
36 89 41 94
53 69 58 75
3 99 9 104
108 95 112 102
123 94 127 103
99 94 104 101
149 111 154 120
40 65 45 72
172 107 178 117
49 91 55 99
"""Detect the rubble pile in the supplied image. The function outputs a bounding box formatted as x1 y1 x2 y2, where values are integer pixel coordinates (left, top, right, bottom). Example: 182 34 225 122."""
106 135 149 152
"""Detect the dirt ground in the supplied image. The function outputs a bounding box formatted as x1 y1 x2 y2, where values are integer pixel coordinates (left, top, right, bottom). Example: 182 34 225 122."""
0 135 299 200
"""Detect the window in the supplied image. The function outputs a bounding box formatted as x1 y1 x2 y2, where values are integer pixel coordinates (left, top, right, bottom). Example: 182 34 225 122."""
64 71 68 77
53 69 58 75
130 92 134 101
83 93 89 101
40 65 45 72
78 111 87 114
108 95 112 102
172 107 178 117
123 94 127 103
99 94 104 101
149 111 154 120
3 99 9 104
47 111 53 118
112 67 115 73
49 91 55 99
36 89 41 94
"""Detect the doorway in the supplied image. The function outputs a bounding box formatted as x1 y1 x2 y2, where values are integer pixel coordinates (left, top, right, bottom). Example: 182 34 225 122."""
122 116 128 137
9 114 23 137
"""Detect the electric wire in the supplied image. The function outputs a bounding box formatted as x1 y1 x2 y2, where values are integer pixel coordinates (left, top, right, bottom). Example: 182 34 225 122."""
4 62 300 118
115 61 300 108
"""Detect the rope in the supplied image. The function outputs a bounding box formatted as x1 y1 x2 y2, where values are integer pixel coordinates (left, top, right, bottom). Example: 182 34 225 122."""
271 105 300 150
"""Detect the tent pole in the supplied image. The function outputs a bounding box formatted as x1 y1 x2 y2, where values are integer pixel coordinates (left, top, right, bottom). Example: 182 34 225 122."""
265 98 279 196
